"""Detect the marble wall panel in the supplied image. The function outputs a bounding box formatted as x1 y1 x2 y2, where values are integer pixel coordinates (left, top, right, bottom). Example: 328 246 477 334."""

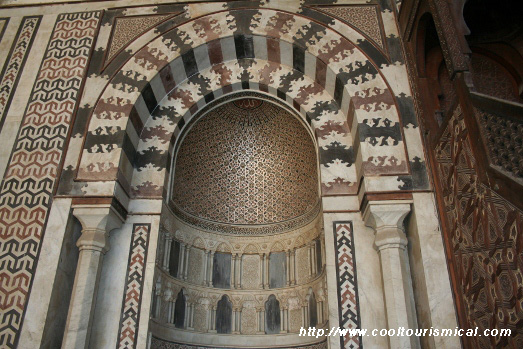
241 254 260 289
0 12 101 348
187 248 204 285
295 246 310 285
241 306 257 334
0 16 40 131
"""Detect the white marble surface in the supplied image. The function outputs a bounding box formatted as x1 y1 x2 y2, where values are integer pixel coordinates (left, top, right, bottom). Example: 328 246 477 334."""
18 198 72 348
136 215 161 349
323 212 389 349
90 222 132 348
408 193 459 349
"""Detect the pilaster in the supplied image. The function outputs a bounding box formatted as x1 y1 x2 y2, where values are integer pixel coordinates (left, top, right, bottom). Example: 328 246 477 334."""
62 204 124 349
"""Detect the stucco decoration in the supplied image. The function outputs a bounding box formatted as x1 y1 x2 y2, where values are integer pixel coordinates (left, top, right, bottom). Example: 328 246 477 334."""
171 99 319 229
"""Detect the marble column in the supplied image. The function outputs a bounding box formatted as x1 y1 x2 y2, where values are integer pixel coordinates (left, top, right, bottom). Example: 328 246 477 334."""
307 245 313 277
280 308 285 333
178 242 186 278
232 307 240 334
209 306 217 332
311 242 317 275
203 250 209 285
258 254 264 288
363 202 420 349
290 249 296 285
63 204 123 349
163 235 172 271
231 254 236 289
208 251 215 287
263 253 270 289
183 245 190 280
285 250 291 286
188 303 195 330
255 308 263 334
235 253 242 288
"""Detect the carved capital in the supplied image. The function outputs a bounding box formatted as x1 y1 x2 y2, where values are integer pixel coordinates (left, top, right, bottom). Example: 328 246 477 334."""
73 204 124 253
363 202 411 250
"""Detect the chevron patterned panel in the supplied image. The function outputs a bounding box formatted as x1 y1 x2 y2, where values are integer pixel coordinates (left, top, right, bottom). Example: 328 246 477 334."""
117 223 151 349
0 16 41 131
0 11 100 348
334 221 361 349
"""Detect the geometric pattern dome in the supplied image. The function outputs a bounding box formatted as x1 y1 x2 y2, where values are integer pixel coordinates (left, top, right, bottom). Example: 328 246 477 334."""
171 98 319 230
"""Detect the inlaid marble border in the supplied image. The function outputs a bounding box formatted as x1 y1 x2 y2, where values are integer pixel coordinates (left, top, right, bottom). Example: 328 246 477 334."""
333 221 361 349
0 11 101 348
0 16 41 131
117 223 151 349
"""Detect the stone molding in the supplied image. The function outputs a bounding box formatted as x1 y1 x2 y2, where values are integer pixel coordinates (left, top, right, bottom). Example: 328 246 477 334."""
73 204 125 253
160 205 323 255
155 268 327 312
363 201 411 250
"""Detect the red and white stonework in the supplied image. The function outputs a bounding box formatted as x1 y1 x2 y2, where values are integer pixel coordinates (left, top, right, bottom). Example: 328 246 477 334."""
0 0 519 348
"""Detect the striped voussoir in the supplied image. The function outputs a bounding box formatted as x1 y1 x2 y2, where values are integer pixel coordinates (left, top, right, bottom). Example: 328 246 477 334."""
334 222 361 349
0 11 101 348
76 8 428 204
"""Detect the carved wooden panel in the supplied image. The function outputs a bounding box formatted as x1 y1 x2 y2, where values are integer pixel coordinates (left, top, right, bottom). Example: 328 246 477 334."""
434 105 523 347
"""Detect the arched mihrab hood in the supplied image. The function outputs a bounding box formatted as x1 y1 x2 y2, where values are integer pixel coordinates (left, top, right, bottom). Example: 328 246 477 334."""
170 98 319 234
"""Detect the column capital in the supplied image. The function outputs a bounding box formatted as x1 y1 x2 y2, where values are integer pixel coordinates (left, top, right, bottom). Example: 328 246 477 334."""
363 202 411 250
73 204 124 253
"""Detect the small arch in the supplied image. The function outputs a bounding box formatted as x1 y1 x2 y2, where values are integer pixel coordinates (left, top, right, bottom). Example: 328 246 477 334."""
243 244 259 254
307 288 317 328
265 295 281 334
169 240 181 278
174 289 186 329
216 295 233 334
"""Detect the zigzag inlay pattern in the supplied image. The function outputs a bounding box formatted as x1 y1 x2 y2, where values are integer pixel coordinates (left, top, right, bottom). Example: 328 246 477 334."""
0 16 41 130
334 221 361 349
117 223 151 349
0 11 100 348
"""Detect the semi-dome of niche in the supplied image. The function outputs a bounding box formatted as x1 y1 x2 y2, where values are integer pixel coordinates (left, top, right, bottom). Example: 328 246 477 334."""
170 97 319 234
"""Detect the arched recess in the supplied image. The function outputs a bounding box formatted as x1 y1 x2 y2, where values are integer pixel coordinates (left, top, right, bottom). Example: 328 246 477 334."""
76 8 417 203
307 289 318 328
71 8 429 348
265 295 281 335
216 295 233 334
174 289 186 329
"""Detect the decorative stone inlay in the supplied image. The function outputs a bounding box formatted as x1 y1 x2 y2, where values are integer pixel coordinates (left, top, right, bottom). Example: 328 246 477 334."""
0 12 101 348
0 16 41 130
295 246 310 285
106 14 176 63
333 222 361 349
117 223 151 349
241 306 257 334
187 248 204 285
172 99 319 230
233 98 263 110
316 5 385 51
241 254 260 289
